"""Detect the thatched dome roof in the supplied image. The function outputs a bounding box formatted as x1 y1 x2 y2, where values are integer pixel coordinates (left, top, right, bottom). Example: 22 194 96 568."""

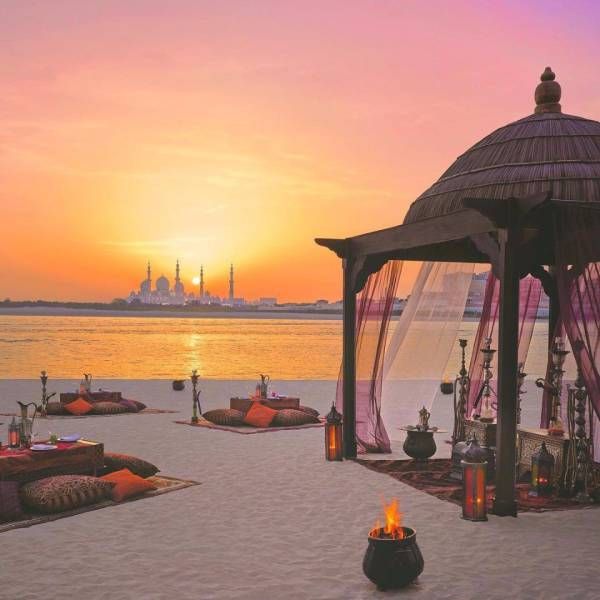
403 68 600 224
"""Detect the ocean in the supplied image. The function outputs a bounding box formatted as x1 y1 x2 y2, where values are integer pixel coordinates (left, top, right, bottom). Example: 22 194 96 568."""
0 314 572 380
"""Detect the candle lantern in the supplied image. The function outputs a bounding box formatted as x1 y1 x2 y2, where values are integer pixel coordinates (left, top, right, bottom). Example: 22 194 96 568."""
529 441 555 497
325 403 343 461
461 436 488 521
8 416 19 449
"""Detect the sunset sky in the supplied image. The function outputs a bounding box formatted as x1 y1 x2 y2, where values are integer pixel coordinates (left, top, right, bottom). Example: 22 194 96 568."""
2 1 600 302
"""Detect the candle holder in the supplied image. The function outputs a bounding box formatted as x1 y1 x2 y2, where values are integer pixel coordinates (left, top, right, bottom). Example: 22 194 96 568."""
529 441 555 497
461 436 488 521
325 403 343 461
191 369 202 423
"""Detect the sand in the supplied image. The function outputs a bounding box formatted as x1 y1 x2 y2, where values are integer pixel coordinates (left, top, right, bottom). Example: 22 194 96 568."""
1 379 599 600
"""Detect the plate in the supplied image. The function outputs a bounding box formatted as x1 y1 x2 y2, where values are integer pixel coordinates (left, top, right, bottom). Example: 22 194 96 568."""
58 434 80 443
30 444 58 451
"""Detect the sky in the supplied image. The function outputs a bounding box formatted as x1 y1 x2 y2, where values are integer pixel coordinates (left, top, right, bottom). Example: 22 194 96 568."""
2 0 600 302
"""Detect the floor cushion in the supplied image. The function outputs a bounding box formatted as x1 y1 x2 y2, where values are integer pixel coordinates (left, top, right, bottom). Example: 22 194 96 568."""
20 475 114 513
91 401 129 415
101 468 157 502
45 402 67 416
243 402 277 428
296 405 320 418
119 399 141 413
271 408 320 427
103 453 159 478
203 409 245 427
64 397 94 416
0 481 24 522
127 399 147 411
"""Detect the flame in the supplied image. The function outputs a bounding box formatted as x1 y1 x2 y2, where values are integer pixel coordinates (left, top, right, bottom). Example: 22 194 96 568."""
370 498 404 539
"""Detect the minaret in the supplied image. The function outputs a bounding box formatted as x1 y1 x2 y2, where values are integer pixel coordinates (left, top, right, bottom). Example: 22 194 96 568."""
229 263 234 302
200 265 205 299
175 259 181 285
147 261 152 284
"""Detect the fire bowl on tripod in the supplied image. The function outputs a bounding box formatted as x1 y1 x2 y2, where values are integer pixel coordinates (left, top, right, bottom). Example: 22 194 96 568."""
363 526 424 590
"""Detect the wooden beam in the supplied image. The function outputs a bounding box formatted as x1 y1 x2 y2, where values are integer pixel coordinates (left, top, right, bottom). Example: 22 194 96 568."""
350 208 496 257
493 216 520 517
342 256 357 458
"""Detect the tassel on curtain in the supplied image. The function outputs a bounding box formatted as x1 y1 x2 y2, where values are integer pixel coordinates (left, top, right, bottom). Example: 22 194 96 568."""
336 260 403 453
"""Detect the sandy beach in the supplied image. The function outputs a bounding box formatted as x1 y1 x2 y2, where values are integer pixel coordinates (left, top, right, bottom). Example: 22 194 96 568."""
1 378 599 600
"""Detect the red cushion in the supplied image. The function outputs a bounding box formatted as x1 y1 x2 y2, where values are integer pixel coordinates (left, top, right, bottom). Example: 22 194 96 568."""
243 402 277 428
100 468 156 502
64 397 93 416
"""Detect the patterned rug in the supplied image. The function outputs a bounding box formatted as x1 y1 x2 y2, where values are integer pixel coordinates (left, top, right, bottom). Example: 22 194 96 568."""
356 458 599 513
175 418 325 435
0 475 199 533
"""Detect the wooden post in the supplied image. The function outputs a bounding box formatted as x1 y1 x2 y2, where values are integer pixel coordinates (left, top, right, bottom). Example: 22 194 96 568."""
493 223 520 517
547 266 559 347
342 256 357 458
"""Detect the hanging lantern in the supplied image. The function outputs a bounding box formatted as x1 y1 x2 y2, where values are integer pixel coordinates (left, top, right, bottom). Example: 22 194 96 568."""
529 441 555 497
461 436 488 521
8 416 19 449
325 403 343 461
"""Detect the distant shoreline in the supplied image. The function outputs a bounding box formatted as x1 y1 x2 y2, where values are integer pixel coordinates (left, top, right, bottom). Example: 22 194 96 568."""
0 306 343 320
0 306 484 321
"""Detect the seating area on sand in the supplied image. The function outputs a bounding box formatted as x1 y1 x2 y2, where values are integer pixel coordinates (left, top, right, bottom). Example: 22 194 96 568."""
2 379 600 599
0 432 197 532
194 392 323 431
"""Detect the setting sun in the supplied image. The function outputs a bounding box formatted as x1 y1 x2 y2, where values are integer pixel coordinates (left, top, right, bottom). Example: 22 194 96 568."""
192 276 201 286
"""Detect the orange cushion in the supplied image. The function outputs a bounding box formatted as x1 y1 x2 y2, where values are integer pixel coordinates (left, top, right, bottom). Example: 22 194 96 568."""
63 397 93 416
100 468 156 502
243 401 277 428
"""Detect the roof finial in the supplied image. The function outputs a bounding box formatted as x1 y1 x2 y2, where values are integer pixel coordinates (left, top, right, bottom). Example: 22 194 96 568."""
535 66 561 114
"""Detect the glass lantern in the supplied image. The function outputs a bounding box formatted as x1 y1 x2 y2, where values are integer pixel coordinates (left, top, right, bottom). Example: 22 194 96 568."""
529 441 555 497
461 436 488 521
8 416 19 449
325 403 343 461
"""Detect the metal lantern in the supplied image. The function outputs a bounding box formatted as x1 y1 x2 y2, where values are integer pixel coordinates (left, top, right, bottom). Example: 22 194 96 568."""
461 436 488 521
8 416 19 449
325 403 343 461
529 441 555 497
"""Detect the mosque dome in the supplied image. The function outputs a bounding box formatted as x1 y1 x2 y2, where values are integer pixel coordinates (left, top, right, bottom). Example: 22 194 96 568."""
156 275 170 293
403 67 600 224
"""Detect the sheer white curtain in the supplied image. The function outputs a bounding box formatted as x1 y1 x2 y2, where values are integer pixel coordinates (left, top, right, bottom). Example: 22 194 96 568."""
381 261 475 440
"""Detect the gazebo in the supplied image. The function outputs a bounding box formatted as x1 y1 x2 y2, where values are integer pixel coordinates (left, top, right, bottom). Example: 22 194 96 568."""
316 68 600 516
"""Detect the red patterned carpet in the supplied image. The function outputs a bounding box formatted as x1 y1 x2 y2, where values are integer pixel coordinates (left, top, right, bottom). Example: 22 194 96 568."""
356 458 598 513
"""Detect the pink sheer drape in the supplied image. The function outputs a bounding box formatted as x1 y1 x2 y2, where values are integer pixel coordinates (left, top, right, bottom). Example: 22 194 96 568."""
553 208 600 454
467 272 542 418
336 260 402 453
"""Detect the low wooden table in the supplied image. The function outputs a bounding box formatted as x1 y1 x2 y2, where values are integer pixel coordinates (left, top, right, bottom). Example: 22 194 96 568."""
464 419 572 485
0 440 104 483
517 426 572 484
230 397 300 412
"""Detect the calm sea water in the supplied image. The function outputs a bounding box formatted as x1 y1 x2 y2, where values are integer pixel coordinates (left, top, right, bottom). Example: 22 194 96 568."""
0 315 569 379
